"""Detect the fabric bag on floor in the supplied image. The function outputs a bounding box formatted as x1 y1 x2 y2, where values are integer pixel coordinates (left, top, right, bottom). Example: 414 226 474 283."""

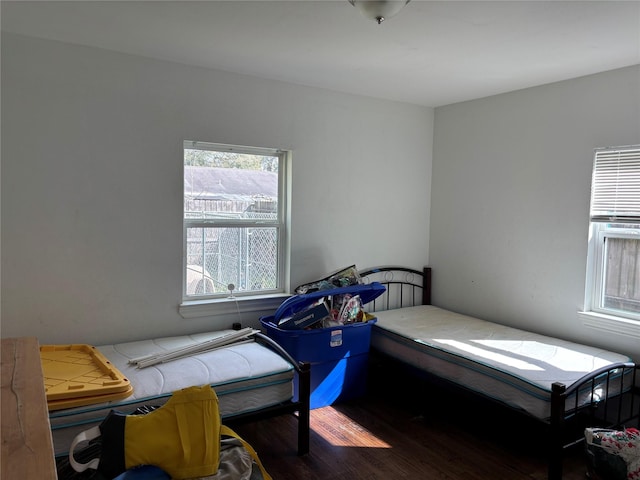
584 427 640 480
68 385 271 480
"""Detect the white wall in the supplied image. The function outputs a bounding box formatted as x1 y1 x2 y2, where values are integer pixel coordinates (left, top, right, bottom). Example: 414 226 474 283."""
5 33 637 360
1 33 433 345
431 65 640 360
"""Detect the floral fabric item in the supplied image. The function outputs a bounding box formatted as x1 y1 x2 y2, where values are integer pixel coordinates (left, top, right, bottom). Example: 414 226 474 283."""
585 427 640 480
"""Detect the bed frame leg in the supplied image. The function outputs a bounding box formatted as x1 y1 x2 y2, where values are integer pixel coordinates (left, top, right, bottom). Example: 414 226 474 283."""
548 382 566 480
297 361 311 455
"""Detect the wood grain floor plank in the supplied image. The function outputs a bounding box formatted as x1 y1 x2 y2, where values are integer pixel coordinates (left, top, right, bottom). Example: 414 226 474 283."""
231 386 587 480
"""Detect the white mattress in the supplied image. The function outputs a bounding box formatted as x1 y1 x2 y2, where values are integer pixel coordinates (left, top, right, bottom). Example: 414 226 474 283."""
371 305 632 419
49 330 295 456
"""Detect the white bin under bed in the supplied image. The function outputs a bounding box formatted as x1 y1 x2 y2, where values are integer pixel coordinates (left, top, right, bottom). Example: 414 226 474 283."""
49 330 299 457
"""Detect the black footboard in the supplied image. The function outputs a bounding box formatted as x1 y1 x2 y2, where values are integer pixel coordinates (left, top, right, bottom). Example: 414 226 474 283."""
548 362 640 480
242 332 310 455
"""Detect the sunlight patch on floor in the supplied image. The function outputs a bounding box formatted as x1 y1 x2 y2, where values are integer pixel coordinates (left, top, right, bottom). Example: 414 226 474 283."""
311 406 392 448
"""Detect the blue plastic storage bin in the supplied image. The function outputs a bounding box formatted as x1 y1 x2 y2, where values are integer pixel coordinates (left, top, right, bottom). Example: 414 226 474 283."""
260 283 385 409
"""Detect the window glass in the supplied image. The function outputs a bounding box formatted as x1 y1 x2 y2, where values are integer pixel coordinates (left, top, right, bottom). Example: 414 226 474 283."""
585 146 640 322
183 142 287 299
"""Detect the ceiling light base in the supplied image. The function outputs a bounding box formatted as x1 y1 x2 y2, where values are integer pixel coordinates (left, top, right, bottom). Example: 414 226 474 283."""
348 0 411 24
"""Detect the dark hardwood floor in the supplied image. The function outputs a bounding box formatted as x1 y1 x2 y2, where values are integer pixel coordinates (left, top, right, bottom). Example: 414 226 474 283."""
231 362 588 480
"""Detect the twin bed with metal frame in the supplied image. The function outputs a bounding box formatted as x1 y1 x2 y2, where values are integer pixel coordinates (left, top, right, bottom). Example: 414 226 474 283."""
359 266 639 480
50 330 310 478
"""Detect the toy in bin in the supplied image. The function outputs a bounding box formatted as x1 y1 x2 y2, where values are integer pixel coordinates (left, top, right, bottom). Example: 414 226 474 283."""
276 282 385 330
277 300 331 330
294 265 362 294
261 282 386 408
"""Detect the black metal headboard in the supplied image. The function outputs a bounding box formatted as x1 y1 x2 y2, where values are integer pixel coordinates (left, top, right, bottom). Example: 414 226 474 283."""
358 266 432 312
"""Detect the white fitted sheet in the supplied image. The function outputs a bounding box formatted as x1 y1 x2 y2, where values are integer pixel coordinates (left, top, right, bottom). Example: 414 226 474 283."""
49 330 294 456
371 305 632 419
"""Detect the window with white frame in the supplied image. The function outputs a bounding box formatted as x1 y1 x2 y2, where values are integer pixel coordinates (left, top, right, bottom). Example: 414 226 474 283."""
584 146 640 324
183 141 289 301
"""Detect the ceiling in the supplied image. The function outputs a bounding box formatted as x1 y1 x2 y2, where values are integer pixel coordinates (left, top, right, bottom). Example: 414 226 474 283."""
2 0 639 107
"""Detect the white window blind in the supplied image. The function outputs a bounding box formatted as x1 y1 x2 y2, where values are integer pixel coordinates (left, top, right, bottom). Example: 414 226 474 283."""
590 146 640 224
